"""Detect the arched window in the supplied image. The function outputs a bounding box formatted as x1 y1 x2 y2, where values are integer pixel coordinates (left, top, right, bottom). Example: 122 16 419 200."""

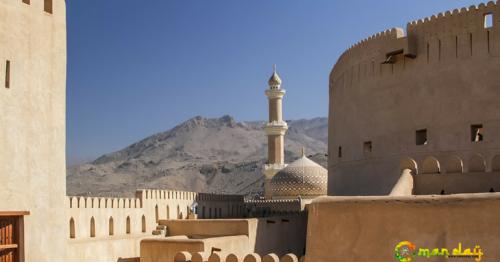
90 217 96 238
142 215 146 233
166 205 170 219
177 205 180 219
109 217 114 236
155 205 159 222
126 216 131 234
69 218 75 239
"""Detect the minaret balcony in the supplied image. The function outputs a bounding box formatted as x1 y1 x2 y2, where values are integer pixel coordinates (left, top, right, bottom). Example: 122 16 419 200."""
265 89 286 99
264 121 288 135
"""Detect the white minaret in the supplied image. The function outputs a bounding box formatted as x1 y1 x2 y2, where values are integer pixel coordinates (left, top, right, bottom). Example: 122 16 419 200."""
263 65 288 199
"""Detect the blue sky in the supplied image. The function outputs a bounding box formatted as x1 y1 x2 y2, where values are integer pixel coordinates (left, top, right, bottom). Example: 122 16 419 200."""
66 0 485 163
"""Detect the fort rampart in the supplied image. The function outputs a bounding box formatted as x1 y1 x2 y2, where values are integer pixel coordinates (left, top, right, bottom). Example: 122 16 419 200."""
67 189 245 261
329 1 500 195
305 193 500 261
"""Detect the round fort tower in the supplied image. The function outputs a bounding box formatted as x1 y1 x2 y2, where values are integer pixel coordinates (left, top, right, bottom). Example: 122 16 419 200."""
328 2 500 196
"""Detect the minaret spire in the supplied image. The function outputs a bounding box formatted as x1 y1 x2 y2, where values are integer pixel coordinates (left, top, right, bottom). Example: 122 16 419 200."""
263 65 288 199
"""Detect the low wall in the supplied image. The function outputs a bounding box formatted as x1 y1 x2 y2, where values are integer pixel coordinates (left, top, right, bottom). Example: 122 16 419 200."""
172 251 305 262
245 199 303 217
143 215 307 262
306 193 500 261
254 214 307 257
68 235 149 262
67 189 245 261
415 172 500 194
159 219 253 238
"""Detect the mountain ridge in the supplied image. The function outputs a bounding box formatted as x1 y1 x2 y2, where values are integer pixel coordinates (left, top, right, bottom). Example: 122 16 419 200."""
67 115 327 197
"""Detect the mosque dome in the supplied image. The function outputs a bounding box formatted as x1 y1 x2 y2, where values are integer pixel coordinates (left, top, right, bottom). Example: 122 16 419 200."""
270 154 328 198
268 65 282 88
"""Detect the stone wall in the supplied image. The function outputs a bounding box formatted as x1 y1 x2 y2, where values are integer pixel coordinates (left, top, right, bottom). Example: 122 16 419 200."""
329 1 500 195
306 193 500 261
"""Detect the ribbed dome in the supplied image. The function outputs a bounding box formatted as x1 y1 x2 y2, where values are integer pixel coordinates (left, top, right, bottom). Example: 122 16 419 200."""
270 155 328 198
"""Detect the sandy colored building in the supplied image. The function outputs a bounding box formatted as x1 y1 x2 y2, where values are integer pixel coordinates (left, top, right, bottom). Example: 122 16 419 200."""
2 0 500 261
328 1 500 196
0 0 67 261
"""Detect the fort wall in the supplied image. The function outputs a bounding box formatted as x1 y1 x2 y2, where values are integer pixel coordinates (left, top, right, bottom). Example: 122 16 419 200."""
0 0 67 261
67 189 245 261
245 199 303 217
329 1 500 195
306 194 500 261
141 216 307 262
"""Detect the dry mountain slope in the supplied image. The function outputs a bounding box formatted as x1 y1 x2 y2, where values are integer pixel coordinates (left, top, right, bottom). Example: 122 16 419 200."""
67 115 327 197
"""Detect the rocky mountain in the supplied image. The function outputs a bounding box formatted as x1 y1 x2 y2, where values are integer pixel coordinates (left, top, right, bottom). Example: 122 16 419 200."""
67 115 327 197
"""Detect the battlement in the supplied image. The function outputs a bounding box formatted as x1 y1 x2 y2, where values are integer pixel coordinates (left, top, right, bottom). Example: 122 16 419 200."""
332 1 500 82
173 251 304 262
67 196 141 209
407 1 496 27
3 0 59 15
67 189 244 209
345 27 405 54
136 189 197 201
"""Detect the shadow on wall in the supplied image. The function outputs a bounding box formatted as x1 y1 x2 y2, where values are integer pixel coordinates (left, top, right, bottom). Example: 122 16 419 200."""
398 154 500 194
253 213 307 257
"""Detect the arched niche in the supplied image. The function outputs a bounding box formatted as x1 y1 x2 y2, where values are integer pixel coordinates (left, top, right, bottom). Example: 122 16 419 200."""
109 217 114 236
469 154 486 172
421 156 441 174
69 218 75 239
90 217 96 238
155 205 159 222
444 155 463 173
126 216 131 234
400 157 418 174
492 155 500 172
141 215 146 233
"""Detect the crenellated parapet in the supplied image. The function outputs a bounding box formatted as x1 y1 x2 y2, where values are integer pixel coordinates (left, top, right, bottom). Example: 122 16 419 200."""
67 189 247 242
328 1 500 196
331 1 500 84
173 252 304 262
67 196 142 209
244 198 303 217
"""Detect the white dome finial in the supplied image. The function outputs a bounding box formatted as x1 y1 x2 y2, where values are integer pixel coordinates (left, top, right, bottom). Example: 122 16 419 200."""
268 64 282 89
